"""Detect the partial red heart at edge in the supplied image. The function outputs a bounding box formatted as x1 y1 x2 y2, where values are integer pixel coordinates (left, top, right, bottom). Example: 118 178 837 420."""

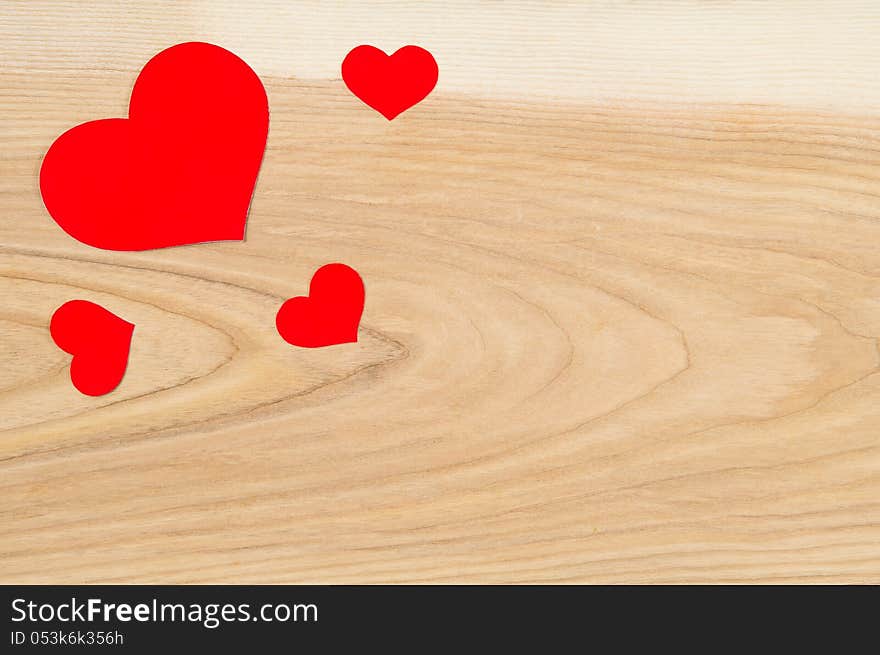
276 263 365 348
342 45 438 120
39 42 269 251
50 300 135 396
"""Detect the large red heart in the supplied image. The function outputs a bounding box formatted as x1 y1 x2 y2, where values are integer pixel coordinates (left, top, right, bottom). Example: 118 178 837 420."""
39 42 269 251
276 264 365 348
50 300 134 396
342 45 438 120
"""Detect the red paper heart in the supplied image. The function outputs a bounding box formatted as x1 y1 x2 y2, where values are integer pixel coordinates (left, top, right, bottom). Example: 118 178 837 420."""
342 45 438 120
50 300 134 396
276 264 365 348
39 42 269 251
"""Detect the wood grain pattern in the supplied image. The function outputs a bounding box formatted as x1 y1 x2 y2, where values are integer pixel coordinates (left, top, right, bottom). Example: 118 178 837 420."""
2 2 880 583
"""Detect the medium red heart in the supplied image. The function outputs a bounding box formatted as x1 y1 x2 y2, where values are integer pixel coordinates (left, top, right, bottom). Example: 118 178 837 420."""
342 45 438 120
50 300 134 396
276 264 365 348
39 42 269 251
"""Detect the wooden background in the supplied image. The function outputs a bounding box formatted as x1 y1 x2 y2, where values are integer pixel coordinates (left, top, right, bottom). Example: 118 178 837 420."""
2 1 880 583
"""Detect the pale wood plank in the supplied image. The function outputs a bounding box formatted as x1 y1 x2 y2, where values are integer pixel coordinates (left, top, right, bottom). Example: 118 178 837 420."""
1 2 879 583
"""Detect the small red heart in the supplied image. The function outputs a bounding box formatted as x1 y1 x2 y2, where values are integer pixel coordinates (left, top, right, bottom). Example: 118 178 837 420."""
50 300 134 396
342 45 438 120
276 264 365 348
40 42 269 251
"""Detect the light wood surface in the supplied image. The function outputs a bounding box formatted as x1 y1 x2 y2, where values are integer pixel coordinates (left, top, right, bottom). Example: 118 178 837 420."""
2 1 880 583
